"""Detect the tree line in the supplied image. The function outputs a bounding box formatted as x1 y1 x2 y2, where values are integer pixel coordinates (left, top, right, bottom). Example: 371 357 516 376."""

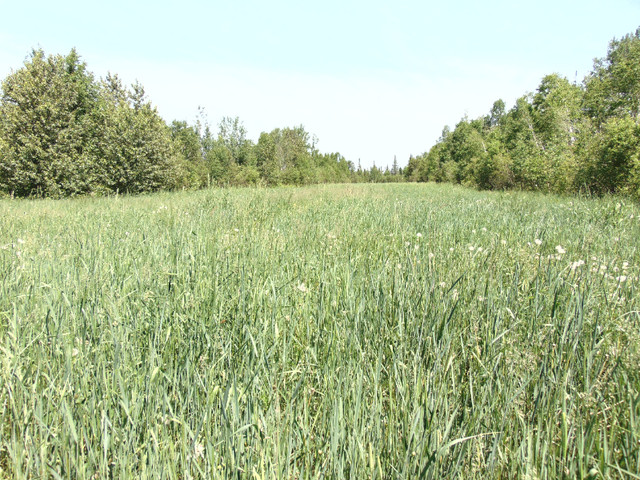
5 28 638 199
405 28 640 199
0 49 405 198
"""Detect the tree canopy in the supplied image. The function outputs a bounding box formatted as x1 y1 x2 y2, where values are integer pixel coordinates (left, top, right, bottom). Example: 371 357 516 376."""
0 50 391 197
3 28 640 198
407 27 640 199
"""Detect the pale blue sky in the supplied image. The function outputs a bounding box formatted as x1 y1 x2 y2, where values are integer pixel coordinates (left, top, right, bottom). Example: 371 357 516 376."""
2 0 639 168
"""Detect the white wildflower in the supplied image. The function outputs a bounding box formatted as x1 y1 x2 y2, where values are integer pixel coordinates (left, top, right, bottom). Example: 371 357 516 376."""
571 260 585 271
416 232 423 238
555 245 566 255
17 238 25 244
617 275 627 283
297 283 309 293
535 239 542 246
428 252 435 259
194 442 205 460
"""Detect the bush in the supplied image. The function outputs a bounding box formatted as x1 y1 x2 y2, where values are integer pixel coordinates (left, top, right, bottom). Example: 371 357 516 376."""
0 49 99 196
0 51 186 197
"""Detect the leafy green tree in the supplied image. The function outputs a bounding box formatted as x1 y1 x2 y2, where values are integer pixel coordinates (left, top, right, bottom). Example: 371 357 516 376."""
256 126 314 185
447 118 487 184
204 116 258 185
419 150 441 182
531 74 583 191
419 132 454 183
170 120 208 188
474 131 514 190
413 27 640 197
93 76 179 193
313 151 351 183
217 116 255 166
205 141 233 184
485 99 506 129
582 117 640 195
170 121 202 163
501 96 548 189
533 75 582 148
404 155 417 180
0 49 99 196
368 163 383 183
255 131 278 184
584 28 640 125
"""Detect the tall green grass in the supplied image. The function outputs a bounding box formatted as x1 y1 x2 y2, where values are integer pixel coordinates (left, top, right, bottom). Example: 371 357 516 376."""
1 183 638 479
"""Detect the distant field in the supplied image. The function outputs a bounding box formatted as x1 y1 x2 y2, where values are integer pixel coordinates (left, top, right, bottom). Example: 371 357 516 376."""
1 183 639 479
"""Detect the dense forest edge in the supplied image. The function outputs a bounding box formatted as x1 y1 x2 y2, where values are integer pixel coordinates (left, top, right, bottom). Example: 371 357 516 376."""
0 51 401 198
406 27 640 199
0 27 639 198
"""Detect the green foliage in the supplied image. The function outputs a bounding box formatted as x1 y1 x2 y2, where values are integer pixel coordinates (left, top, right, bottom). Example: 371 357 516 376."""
412 27 640 199
485 98 506 129
0 49 99 196
170 120 208 188
533 75 582 149
448 118 487 183
203 117 262 185
181 114 358 187
256 126 315 185
587 117 640 195
313 151 352 183
404 154 419 180
585 28 640 124
217 116 255 166
0 50 364 197
93 78 180 194
0 51 186 196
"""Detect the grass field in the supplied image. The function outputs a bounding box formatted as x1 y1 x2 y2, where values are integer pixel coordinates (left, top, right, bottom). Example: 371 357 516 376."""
1 183 639 479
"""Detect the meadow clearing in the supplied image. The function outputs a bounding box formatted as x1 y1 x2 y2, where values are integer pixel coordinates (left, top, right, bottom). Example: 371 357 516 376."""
0 183 639 479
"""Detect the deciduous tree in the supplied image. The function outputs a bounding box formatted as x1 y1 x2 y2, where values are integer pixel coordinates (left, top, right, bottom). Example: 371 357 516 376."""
0 49 99 196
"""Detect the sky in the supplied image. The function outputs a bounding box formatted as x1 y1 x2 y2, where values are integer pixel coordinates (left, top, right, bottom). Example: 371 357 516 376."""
1 0 640 169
